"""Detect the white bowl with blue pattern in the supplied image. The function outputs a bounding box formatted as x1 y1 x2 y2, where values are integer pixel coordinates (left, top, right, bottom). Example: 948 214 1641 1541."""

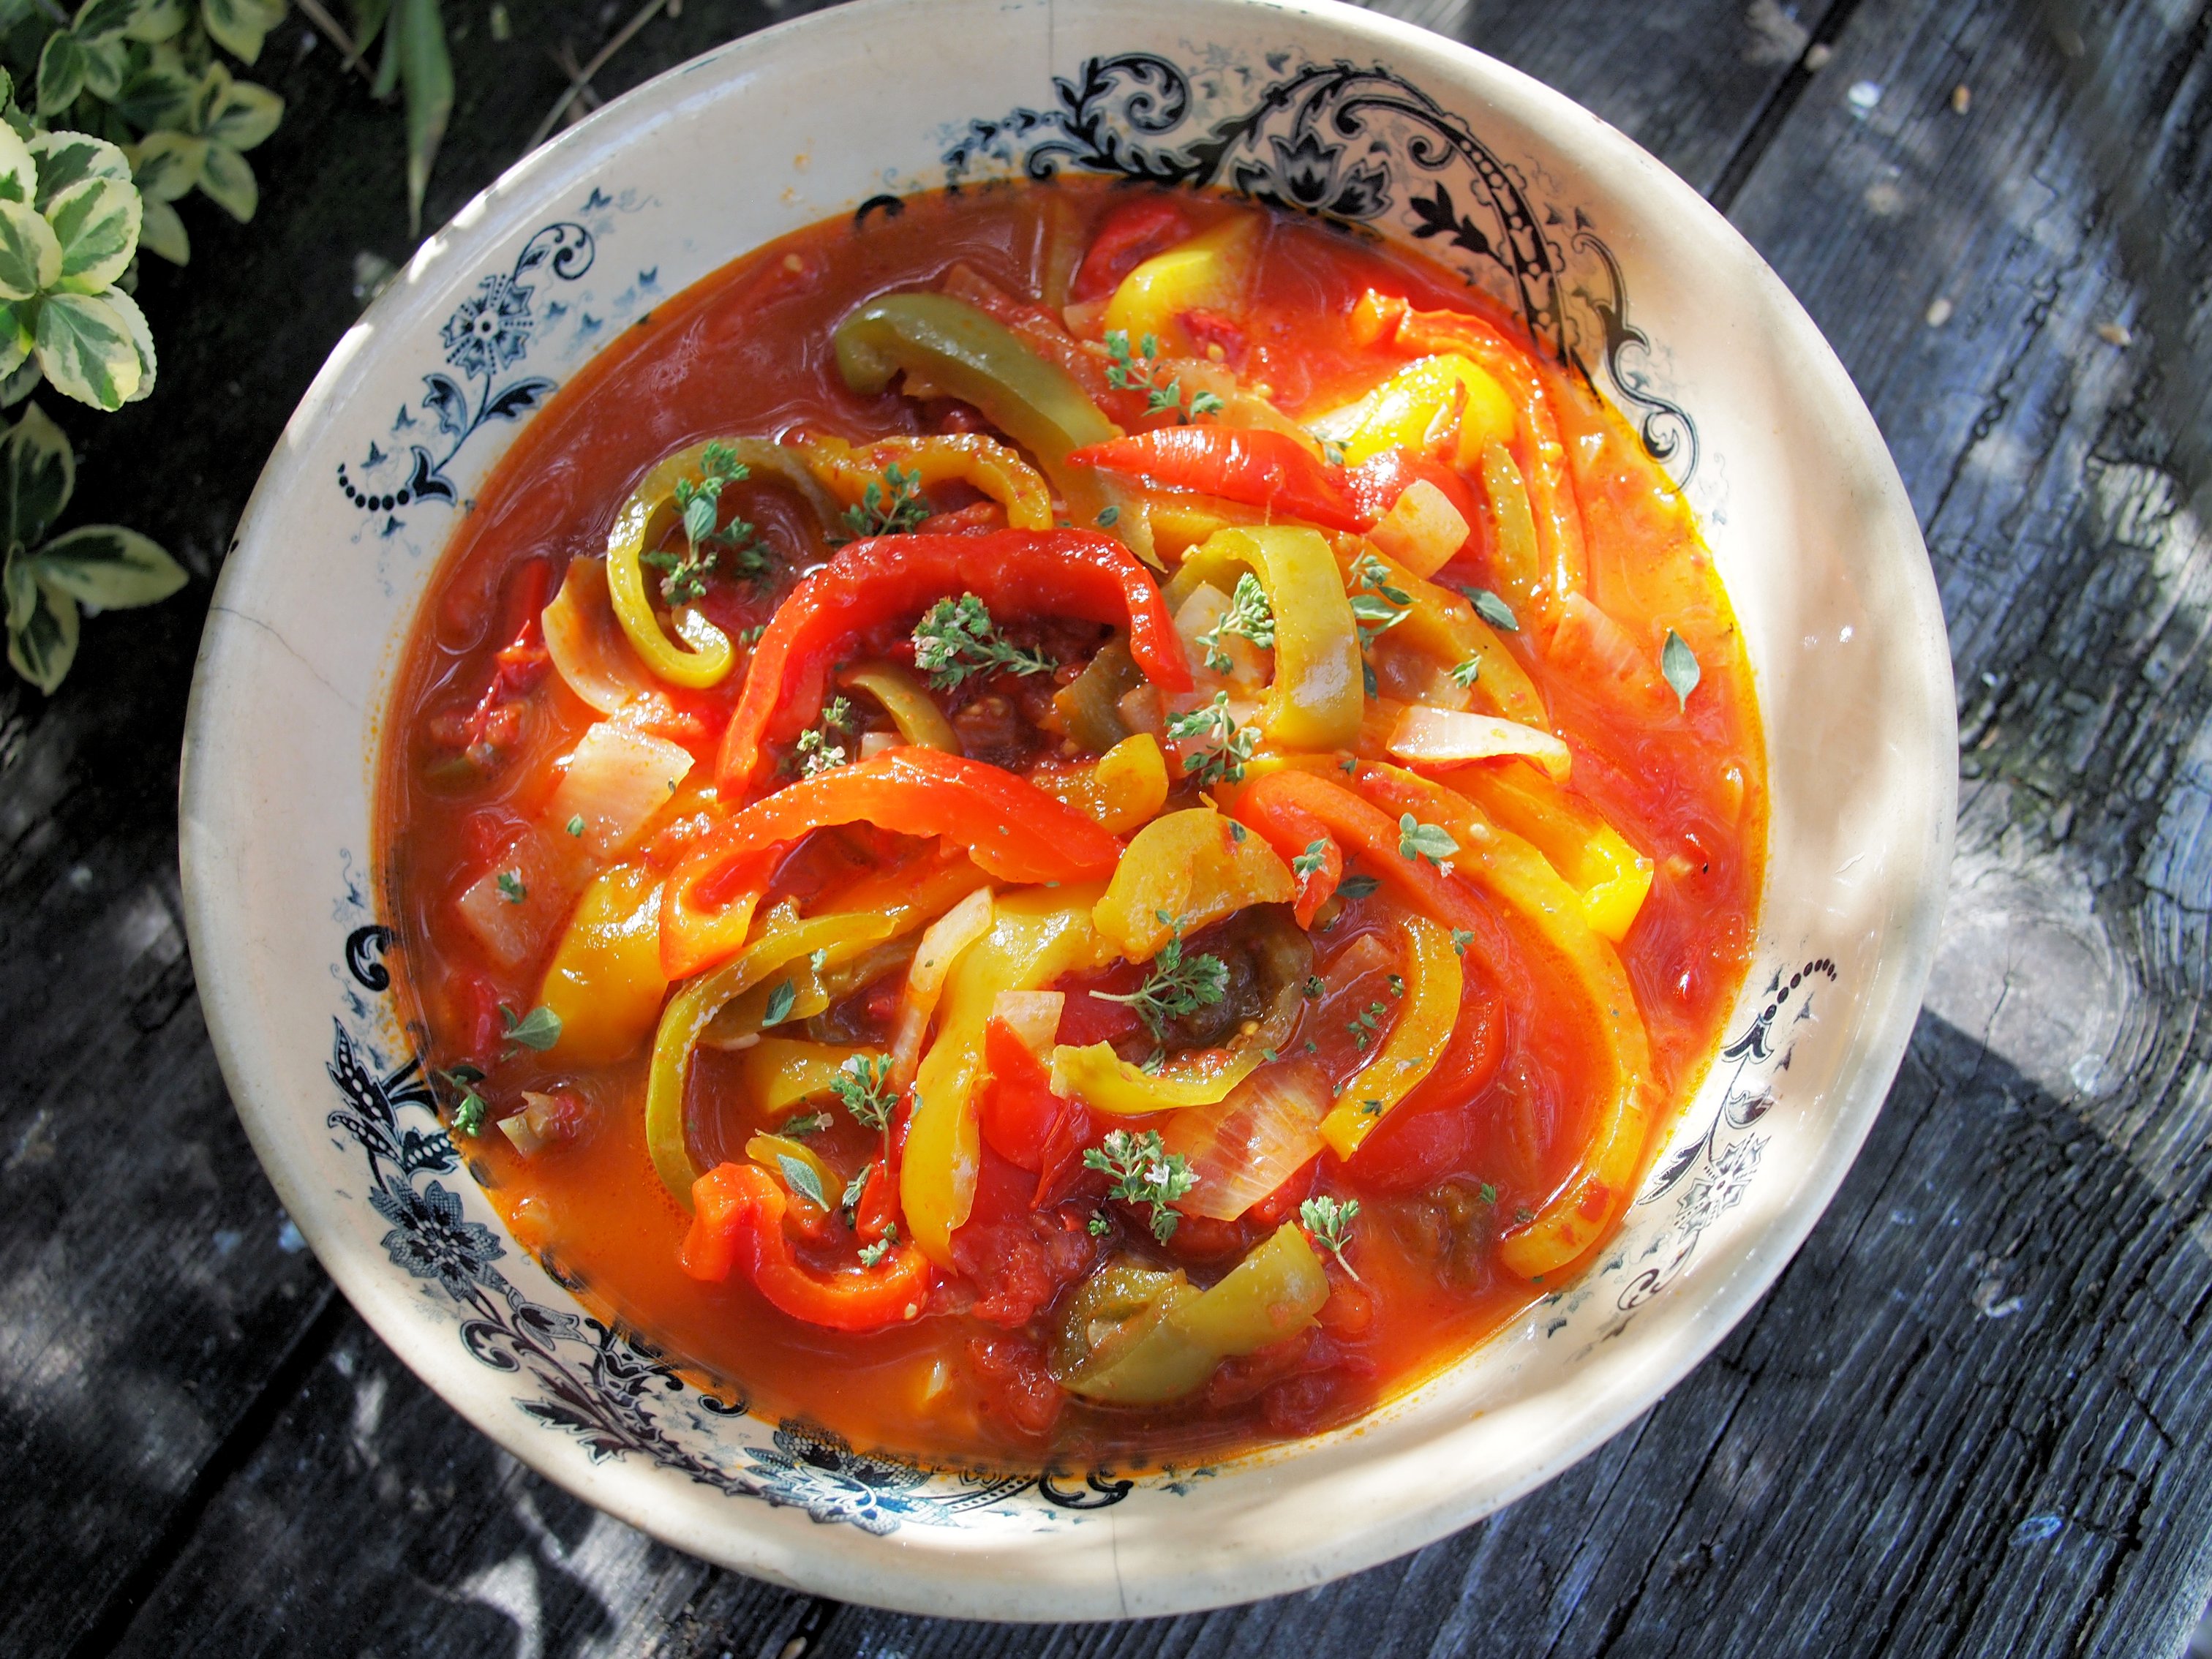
179 0 1954 1619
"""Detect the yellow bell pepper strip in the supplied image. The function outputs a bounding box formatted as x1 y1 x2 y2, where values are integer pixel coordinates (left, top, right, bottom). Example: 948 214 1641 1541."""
645 909 898 1206
1049 912 1309 1115
903 884 1113 1266
1029 732 1170 835
836 659 960 753
1091 806 1295 961
1331 538 1546 728
605 437 841 690
707 938 915 1044
1445 763 1653 944
681 1162 934 1331
1355 764 1655 1279
832 293 1135 547
1164 527 1363 750
740 1038 883 1118
810 847 994 943
715 529 1190 793
1339 354 1517 471
1050 1223 1328 1404
1351 291 1589 599
1478 440 1547 620
1320 911 1462 1158
536 862 668 1067
662 748 1125 979
799 432 1054 531
1102 214 1261 358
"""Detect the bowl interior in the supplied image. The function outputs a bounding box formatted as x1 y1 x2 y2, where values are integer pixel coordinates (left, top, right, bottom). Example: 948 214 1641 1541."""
179 0 1953 1620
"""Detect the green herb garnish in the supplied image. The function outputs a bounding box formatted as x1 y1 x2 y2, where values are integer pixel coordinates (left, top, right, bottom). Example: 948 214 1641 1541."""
499 1004 561 1052
1398 813 1459 869
1104 329 1224 424
1662 628 1701 710
1165 691 1256 786
1465 587 1519 633
761 980 798 1027
911 592 1056 691
776 1152 830 1211
1084 1128 1197 1242
1093 935 1229 1039
495 870 526 904
642 440 764 603
832 1053 898 1132
1300 1194 1361 1278
840 462 931 540
1198 571 1276 673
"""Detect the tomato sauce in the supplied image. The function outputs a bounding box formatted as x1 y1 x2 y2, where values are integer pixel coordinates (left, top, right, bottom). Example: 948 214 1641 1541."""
377 182 1765 1472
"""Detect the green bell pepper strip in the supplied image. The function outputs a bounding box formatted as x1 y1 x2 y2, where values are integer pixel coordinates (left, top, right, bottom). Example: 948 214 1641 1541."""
832 293 1155 565
1050 1224 1331 1404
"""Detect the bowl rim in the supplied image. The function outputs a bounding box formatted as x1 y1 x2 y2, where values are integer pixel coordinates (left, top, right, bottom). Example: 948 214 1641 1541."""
179 0 1957 1620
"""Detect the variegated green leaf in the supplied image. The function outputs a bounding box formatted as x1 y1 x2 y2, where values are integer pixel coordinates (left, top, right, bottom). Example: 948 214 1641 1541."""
198 141 255 222
29 132 133 210
2 402 75 545
121 0 191 42
0 123 37 209
137 193 187 264
0 303 29 381
31 524 185 609
0 201 62 302
0 356 44 407
7 571 80 693
204 76 282 151
3 546 35 633
129 130 205 203
110 55 199 130
75 0 141 35
78 33 129 101
46 177 141 294
35 31 88 117
34 292 141 410
99 285 155 402
200 0 286 64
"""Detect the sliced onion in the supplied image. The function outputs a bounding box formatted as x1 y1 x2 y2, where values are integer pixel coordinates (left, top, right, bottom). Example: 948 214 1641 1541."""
1172 582 1265 688
545 721 698 857
454 823 595 968
541 555 659 715
990 989 1064 1056
889 886 996 1087
1367 478 1470 578
1159 1059 1331 1221
1388 704 1571 781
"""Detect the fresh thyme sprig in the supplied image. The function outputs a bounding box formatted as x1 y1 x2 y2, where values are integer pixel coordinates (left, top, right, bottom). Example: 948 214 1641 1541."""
1349 553 1412 696
1093 935 1229 1039
1104 329 1225 424
1084 1128 1197 1242
1165 691 1257 786
643 440 766 603
440 1064 489 1137
840 462 932 539
794 695 856 777
1398 813 1459 870
910 593 1056 691
857 1224 900 1268
832 1053 899 1132
1293 838 1330 880
1300 1194 1361 1279
1198 571 1276 672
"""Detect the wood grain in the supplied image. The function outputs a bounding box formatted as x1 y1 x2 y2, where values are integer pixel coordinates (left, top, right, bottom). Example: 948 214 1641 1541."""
11 0 2212 1652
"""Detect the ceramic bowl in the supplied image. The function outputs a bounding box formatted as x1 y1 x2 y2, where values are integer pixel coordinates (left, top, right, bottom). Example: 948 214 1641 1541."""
179 0 1954 1620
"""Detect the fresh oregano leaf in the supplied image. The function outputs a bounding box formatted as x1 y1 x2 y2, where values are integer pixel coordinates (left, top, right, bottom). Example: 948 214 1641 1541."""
1661 628 1701 710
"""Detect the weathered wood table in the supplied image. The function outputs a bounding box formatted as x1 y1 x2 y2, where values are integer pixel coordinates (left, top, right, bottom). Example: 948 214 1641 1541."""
7 0 2210 1651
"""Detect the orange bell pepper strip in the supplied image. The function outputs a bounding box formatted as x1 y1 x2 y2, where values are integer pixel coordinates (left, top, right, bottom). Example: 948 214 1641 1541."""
715 530 1190 793
1350 290 1588 601
680 1163 934 1331
1068 428 1367 533
661 748 1125 978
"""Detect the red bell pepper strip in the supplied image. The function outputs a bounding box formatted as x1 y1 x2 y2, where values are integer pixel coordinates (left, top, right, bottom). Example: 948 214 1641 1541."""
1225 775 1344 928
1072 199 1192 302
681 1163 935 1331
979 1016 1099 1205
716 530 1189 793
663 748 1125 977
1066 428 1367 534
